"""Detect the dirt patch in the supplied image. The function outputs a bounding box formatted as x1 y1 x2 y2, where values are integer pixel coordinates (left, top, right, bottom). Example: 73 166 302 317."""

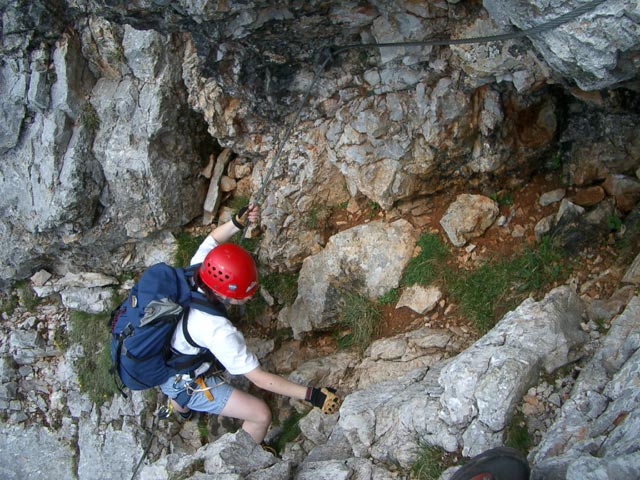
318 170 625 347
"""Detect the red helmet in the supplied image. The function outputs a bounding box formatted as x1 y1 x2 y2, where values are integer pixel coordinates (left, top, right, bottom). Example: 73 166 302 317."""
199 244 258 300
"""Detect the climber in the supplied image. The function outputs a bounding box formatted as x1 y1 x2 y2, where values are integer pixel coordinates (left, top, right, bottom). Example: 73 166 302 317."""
160 204 340 445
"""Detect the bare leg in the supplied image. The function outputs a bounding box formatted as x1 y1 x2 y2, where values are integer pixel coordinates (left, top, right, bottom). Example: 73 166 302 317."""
219 388 272 444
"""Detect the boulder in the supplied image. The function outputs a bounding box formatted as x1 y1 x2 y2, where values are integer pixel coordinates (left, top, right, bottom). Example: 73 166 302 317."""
286 220 417 338
440 194 499 247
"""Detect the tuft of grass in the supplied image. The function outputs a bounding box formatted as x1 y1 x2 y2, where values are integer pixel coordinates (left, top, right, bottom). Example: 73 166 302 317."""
445 261 512 333
402 233 450 287
229 270 299 324
410 443 457 480
305 205 332 230
229 232 259 254
80 102 100 132
271 409 308 453
608 214 623 232
260 270 299 306
400 234 570 334
227 196 251 212
68 310 119 406
446 236 569 333
197 417 209 444
367 201 381 219
505 409 532 454
337 290 382 354
509 236 567 293
175 232 207 267
15 280 41 312
490 191 513 206
378 288 400 306
0 291 19 317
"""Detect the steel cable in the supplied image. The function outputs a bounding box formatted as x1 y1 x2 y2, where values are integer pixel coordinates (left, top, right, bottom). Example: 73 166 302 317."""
240 0 605 244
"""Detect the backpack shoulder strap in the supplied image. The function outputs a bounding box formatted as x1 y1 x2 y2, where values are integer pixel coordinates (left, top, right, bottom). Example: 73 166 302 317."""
181 290 227 350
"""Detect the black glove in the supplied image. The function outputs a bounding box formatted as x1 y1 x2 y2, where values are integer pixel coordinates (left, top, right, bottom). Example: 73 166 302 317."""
306 387 341 414
232 206 249 229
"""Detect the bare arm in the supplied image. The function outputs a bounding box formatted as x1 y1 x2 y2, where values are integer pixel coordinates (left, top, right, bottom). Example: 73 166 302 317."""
210 204 259 244
244 366 308 400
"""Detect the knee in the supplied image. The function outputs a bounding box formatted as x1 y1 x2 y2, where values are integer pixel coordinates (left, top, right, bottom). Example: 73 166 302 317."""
255 400 272 426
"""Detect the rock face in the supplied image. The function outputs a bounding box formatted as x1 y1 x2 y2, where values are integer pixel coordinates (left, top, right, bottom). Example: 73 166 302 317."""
339 286 589 465
483 0 640 90
0 1 639 479
530 296 640 480
2 0 638 283
1 4 212 284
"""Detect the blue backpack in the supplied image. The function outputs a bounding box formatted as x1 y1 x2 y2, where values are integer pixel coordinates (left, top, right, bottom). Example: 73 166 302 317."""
109 262 225 394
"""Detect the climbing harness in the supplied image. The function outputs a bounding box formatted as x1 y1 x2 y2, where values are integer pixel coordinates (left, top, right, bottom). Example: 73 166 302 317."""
129 374 223 479
240 0 605 242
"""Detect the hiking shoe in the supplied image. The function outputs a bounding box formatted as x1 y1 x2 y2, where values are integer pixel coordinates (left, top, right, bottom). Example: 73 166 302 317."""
450 447 530 480
260 442 280 458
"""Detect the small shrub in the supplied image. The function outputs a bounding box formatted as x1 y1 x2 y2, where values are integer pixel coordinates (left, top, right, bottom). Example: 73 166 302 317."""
68 310 119 406
337 290 382 353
